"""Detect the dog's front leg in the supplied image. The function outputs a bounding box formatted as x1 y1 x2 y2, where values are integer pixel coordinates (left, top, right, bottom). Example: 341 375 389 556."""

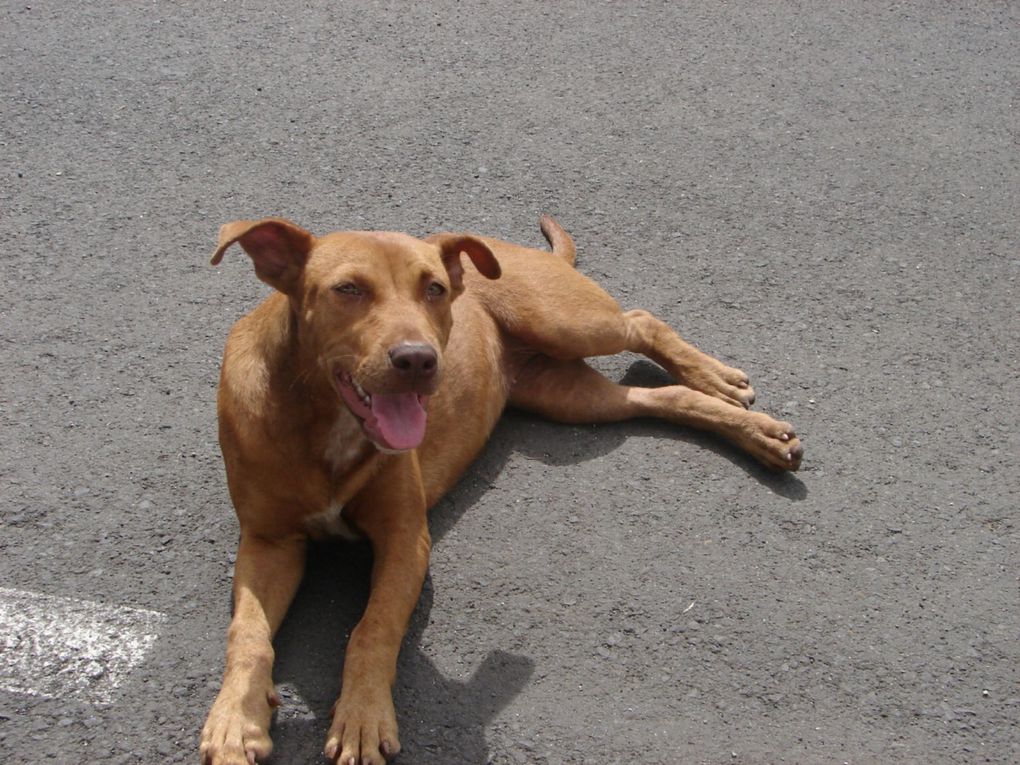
325 456 431 765
200 532 306 765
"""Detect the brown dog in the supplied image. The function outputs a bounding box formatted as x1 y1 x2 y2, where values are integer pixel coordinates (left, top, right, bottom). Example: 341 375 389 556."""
198 216 802 765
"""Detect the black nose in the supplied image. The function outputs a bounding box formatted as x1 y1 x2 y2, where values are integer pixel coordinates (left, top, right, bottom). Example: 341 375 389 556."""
388 343 438 380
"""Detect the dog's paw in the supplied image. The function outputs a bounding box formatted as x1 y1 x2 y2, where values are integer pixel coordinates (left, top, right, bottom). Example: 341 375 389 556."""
200 685 278 765
325 692 400 765
685 362 756 409
739 413 803 471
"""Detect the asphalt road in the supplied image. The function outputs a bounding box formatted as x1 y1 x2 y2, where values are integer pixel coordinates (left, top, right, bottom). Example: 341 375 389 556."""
2 2 1017 764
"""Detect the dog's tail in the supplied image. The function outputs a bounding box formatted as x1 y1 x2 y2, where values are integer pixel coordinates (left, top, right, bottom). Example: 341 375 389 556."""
539 214 577 267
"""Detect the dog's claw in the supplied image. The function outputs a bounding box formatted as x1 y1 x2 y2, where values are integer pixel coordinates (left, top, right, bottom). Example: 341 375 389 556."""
200 681 276 765
739 414 803 471
326 692 399 765
782 439 805 470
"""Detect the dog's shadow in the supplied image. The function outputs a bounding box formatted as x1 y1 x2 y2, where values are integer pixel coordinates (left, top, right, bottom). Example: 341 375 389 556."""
266 434 542 764
267 360 806 763
269 542 531 764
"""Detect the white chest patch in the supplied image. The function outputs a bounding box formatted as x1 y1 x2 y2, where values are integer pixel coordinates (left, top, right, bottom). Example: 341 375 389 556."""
304 501 362 540
304 414 370 540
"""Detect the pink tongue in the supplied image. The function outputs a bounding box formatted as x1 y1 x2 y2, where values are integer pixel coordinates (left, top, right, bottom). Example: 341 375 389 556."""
370 393 427 450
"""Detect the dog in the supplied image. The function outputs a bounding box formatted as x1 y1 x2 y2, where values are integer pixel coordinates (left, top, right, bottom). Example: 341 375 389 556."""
198 215 802 765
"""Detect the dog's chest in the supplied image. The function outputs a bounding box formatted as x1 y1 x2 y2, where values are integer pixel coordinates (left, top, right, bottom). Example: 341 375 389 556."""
303 416 370 540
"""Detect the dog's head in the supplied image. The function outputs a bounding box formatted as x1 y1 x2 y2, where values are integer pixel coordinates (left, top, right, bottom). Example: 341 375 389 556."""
212 217 500 452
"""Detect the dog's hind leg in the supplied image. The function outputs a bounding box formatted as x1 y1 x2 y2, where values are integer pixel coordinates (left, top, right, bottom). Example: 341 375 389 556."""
509 294 755 409
510 356 801 471
618 308 756 409
489 244 755 408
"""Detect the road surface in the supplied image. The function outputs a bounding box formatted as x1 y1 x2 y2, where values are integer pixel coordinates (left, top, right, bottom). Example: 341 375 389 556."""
1 2 1017 763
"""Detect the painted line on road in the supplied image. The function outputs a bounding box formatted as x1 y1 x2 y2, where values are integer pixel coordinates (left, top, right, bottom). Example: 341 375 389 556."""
0 586 167 704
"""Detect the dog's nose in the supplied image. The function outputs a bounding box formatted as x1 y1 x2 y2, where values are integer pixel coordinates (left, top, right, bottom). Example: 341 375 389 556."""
388 343 438 380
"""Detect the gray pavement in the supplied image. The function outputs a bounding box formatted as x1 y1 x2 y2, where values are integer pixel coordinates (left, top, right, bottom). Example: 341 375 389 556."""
1 2 1017 763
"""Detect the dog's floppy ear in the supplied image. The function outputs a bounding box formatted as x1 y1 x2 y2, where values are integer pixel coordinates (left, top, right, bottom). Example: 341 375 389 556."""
210 217 315 294
431 234 501 293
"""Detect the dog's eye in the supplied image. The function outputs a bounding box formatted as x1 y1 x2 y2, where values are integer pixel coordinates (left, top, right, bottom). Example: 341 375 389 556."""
334 282 363 296
426 281 446 299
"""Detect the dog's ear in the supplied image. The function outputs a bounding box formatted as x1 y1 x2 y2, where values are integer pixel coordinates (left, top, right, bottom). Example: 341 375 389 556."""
210 218 315 294
432 234 501 293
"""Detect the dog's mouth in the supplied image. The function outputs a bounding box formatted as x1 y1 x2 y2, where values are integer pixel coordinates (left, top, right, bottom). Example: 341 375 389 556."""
336 372 429 452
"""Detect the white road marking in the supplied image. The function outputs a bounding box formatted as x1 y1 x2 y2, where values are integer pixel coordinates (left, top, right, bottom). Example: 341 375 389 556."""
0 587 167 704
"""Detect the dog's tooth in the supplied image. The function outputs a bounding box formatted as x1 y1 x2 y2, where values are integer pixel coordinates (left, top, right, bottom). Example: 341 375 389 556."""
353 381 370 405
